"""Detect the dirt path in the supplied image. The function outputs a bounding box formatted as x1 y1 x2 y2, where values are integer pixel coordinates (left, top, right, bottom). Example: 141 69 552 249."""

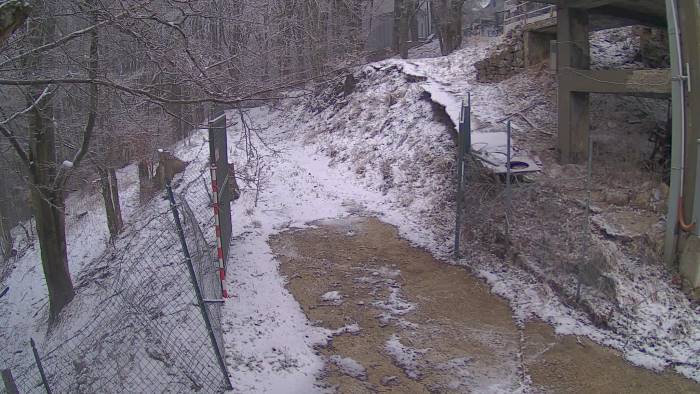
270 217 699 393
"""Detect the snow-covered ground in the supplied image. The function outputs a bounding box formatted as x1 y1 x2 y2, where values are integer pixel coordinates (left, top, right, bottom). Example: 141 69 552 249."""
1 32 698 393
218 34 699 388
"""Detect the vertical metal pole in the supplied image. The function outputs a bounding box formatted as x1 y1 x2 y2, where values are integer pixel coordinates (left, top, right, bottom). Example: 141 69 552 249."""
576 134 593 302
663 0 685 265
30 338 51 394
166 183 233 390
694 138 700 235
454 94 470 259
2 369 19 394
505 121 512 249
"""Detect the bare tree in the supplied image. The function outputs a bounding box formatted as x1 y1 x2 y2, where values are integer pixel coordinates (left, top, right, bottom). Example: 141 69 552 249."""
0 0 375 324
431 0 464 55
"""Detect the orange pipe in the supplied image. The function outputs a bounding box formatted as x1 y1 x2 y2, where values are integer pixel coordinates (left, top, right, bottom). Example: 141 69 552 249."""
678 196 696 232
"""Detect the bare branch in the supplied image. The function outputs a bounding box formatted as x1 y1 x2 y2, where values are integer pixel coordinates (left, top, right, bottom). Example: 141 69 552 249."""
0 122 29 167
0 84 56 126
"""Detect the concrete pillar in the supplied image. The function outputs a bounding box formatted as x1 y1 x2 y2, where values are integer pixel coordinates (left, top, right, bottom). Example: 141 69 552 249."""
679 0 700 291
681 0 700 236
556 7 591 164
525 30 557 68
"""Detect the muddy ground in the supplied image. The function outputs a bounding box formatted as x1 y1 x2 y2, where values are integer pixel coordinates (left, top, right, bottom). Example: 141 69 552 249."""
270 217 699 393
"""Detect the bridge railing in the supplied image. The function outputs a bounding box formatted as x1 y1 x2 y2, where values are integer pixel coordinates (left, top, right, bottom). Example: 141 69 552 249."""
503 1 557 31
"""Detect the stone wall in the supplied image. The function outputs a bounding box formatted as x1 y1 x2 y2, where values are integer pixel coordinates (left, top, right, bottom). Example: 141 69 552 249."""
474 28 525 83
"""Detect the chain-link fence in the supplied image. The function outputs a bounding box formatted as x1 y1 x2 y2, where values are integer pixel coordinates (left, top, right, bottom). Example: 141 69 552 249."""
454 101 607 307
2 185 231 393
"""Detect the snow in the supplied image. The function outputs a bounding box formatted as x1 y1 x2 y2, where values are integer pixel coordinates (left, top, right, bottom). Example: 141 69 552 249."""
320 291 342 302
216 34 699 384
372 287 415 317
1 30 699 393
328 355 367 380
384 334 429 380
330 323 361 336
0 163 141 383
218 106 387 392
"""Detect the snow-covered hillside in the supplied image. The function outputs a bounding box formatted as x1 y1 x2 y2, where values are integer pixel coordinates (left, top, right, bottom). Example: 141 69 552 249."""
1 32 698 393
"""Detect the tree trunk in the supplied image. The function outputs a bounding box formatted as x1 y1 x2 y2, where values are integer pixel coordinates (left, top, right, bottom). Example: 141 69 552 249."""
0 213 12 260
399 1 411 58
0 178 13 259
409 1 420 42
348 0 364 52
138 160 155 203
430 0 464 56
28 103 74 323
99 167 123 239
109 168 124 234
393 0 403 53
30 186 73 322
23 4 74 323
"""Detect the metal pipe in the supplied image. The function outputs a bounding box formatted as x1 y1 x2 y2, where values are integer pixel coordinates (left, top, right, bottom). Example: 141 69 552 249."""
505 121 512 247
664 0 688 264
454 94 470 259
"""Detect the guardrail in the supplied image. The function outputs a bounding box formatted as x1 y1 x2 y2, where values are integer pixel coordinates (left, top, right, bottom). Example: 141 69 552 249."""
503 1 556 29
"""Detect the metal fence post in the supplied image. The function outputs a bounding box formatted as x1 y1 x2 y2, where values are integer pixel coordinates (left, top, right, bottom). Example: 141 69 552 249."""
209 113 231 299
166 183 233 390
454 94 471 259
1 369 19 394
505 121 512 249
30 338 51 394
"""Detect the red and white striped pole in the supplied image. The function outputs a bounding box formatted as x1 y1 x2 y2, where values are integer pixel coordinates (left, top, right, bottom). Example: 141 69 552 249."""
210 162 228 299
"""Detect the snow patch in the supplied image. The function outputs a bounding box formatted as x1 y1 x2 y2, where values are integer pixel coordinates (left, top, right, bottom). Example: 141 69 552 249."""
329 355 367 380
384 334 429 380
321 291 342 302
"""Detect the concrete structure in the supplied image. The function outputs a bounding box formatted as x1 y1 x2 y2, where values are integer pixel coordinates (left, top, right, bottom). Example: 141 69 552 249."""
674 0 700 291
537 0 700 289
537 0 670 163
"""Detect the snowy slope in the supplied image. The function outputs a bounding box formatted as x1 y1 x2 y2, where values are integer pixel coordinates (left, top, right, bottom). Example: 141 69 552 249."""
1 31 698 393
224 34 700 385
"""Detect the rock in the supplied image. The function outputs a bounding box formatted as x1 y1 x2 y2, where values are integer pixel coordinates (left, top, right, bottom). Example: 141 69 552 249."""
153 150 188 190
380 376 400 386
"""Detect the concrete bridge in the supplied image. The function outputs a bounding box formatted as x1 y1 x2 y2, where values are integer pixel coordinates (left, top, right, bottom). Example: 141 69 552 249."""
524 0 700 290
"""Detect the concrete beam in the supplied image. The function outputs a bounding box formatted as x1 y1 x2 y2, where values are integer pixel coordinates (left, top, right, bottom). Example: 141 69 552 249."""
560 69 672 95
539 0 667 27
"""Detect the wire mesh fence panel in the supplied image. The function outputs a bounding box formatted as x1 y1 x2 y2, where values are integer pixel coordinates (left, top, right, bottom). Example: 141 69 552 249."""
8 361 46 394
456 157 599 306
177 194 225 360
4 187 229 393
